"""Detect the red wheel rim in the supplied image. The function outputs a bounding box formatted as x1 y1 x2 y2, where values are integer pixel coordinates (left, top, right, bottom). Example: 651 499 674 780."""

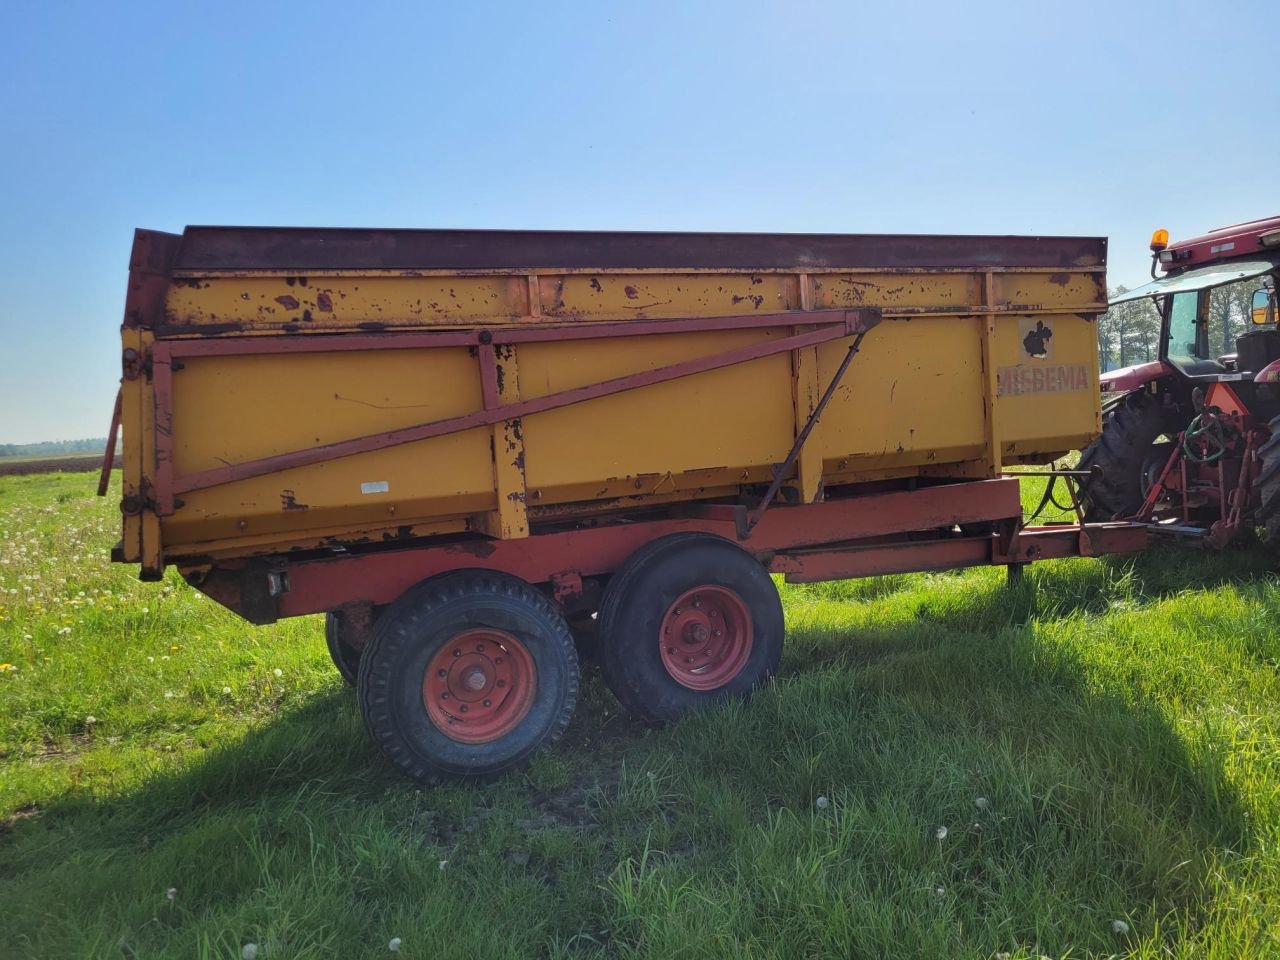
422 629 536 743
658 585 753 691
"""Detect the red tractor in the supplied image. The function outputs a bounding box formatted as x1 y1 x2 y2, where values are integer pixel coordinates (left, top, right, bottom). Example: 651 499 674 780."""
1079 217 1280 546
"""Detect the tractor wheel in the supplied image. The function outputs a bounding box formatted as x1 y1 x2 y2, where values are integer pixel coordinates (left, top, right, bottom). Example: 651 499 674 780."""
325 612 363 686
1255 414 1280 546
598 534 784 724
1078 391 1167 520
357 570 579 784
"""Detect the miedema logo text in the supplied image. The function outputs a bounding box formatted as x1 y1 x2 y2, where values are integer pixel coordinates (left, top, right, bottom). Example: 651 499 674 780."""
997 364 1090 397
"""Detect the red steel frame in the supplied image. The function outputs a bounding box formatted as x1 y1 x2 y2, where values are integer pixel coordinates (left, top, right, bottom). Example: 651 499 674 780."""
186 478 1148 625
150 309 877 516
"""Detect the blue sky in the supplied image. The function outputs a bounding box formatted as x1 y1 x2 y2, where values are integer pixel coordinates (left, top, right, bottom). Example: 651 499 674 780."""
1 0 1274 443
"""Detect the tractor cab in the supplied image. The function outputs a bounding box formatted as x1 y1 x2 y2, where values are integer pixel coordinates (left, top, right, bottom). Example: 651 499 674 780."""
1107 217 1280 386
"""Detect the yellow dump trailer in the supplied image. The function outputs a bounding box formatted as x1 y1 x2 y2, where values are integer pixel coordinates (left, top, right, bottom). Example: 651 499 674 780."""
108 226 1131 783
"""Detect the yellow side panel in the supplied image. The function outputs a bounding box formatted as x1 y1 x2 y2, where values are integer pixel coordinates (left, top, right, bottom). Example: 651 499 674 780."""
164 275 527 331
814 316 987 476
992 313 1102 459
814 273 979 311
518 329 795 497
540 274 796 321
163 348 494 547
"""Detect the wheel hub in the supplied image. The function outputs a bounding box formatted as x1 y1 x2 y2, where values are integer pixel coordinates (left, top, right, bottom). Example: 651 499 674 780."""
659 586 753 691
422 628 536 743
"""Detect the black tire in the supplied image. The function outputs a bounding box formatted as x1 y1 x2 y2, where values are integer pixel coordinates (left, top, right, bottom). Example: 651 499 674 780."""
325 612 363 686
1078 391 1167 520
357 570 579 784
598 534 784 724
1255 414 1280 546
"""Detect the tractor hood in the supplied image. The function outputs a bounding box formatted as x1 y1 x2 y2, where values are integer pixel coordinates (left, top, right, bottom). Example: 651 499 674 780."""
1111 255 1280 305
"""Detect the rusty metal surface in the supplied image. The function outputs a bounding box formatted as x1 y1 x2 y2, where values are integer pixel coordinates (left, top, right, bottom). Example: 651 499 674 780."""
771 537 993 582
171 226 1107 272
97 390 123 497
994 522 1148 563
189 478 1025 621
122 230 182 329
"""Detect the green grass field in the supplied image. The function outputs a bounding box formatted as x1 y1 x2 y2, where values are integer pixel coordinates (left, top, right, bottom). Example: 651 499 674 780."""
1 472 1278 959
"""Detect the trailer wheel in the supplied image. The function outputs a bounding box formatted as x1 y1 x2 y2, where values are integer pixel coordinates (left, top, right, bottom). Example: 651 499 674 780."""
1077 391 1166 520
324 612 363 686
357 571 579 784
1255 415 1280 546
598 534 783 724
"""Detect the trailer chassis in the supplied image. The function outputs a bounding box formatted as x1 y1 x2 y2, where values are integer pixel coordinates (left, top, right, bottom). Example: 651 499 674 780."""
186 477 1147 628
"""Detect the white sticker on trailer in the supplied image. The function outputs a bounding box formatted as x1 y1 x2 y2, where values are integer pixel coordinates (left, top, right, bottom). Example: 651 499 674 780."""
361 481 390 495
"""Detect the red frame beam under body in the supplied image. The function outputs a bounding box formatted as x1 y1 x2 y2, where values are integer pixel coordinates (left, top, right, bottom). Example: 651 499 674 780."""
151 309 876 515
185 479 1148 625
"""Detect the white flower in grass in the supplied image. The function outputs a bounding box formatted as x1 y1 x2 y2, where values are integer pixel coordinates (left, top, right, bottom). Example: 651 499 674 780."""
241 945 258 960
222 686 232 695
935 826 948 840
438 860 448 871
815 796 830 809
166 887 176 901
85 715 97 725
934 886 945 897
164 691 175 699
975 796 990 811
1111 919 1130 935
273 668 283 678
388 938 402 952
146 656 154 663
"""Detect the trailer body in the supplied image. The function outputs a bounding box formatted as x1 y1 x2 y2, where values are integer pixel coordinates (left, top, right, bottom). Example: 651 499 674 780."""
116 227 1106 580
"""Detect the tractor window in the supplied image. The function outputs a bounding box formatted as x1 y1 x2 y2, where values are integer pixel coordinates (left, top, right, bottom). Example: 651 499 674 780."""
1166 291 1210 372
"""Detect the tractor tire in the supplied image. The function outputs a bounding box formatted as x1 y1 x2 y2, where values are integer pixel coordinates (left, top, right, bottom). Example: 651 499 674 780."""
1254 414 1280 546
1078 391 1167 521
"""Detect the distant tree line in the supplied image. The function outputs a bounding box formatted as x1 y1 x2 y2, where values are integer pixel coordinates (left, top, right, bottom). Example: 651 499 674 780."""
1097 278 1259 371
0 437 107 458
